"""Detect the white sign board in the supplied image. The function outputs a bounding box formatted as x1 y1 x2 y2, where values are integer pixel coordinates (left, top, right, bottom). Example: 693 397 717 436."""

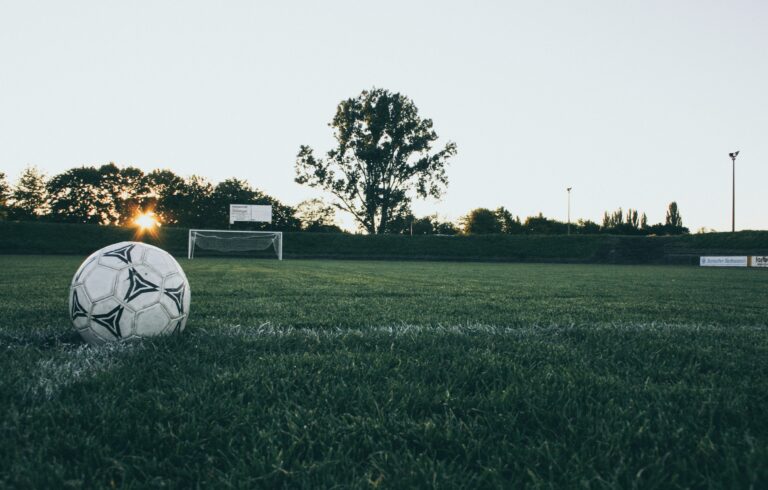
700 256 748 267
229 204 272 224
751 256 768 268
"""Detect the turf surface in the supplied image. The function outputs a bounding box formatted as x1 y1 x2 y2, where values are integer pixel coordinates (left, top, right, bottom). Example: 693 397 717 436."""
1 256 767 488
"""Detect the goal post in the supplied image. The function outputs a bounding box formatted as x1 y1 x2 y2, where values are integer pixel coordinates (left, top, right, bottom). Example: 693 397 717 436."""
188 229 283 260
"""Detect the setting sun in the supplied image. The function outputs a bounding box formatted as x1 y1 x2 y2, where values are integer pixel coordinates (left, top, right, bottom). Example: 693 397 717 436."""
134 211 160 231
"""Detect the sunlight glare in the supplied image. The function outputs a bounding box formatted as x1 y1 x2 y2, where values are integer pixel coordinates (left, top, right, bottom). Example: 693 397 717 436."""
134 211 160 231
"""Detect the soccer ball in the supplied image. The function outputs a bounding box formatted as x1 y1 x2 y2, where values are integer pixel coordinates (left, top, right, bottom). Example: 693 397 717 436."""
69 241 191 345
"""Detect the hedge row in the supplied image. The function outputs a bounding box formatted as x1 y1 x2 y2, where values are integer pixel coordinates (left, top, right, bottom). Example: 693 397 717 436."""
1 221 767 264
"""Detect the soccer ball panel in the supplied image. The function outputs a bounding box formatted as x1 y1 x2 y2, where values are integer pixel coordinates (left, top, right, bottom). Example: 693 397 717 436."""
143 247 180 277
83 265 118 302
160 273 189 317
69 286 91 330
115 265 163 311
90 298 135 341
97 242 139 270
171 315 188 334
183 283 191 310
135 304 171 337
72 253 99 286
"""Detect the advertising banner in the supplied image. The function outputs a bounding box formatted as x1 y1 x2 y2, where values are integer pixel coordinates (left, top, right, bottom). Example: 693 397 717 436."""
700 256 748 267
229 204 272 224
750 256 768 268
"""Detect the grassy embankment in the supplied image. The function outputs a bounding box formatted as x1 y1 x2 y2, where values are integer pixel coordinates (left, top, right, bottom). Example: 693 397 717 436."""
2 220 767 263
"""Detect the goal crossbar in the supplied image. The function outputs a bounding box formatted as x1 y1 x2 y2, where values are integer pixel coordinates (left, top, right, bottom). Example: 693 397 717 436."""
188 229 283 260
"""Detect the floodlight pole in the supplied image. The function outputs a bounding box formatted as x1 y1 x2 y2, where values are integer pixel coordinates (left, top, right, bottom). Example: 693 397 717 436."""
567 187 572 235
729 151 739 232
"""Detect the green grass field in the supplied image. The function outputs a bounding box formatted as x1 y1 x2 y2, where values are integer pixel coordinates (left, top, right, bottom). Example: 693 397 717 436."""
1 256 767 488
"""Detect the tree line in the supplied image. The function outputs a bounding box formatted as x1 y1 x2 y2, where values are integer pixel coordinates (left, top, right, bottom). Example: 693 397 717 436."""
0 165 688 235
0 165 340 232
453 203 687 236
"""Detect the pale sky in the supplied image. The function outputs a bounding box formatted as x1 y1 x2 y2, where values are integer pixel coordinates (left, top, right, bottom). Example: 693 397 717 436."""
1 0 766 231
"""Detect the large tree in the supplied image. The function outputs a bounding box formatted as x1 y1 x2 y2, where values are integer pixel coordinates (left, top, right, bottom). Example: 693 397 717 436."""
662 201 688 235
47 166 103 223
522 213 568 235
665 201 683 228
461 208 502 234
295 88 457 234
9 166 49 220
495 207 522 234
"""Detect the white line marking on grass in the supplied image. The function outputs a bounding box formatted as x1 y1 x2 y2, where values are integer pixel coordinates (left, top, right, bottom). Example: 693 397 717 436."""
28 342 144 400
192 322 768 340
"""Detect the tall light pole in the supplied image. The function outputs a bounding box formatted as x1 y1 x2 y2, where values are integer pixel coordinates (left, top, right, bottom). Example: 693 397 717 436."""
567 187 572 235
729 151 739 232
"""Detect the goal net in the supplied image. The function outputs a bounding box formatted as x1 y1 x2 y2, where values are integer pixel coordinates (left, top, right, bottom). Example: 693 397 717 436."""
188 230 283 260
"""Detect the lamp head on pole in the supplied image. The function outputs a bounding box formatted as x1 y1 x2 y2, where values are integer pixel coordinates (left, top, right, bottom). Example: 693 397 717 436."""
729 151 739 160
567 187 572 192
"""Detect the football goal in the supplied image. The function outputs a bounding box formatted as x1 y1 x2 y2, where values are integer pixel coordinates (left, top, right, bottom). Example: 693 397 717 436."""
188 230 283 260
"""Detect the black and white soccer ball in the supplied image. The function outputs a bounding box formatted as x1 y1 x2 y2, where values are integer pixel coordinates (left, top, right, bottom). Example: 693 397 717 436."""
69 242 191 345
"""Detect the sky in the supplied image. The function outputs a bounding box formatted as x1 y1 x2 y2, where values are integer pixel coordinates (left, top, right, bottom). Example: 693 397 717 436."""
1 0 766 232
